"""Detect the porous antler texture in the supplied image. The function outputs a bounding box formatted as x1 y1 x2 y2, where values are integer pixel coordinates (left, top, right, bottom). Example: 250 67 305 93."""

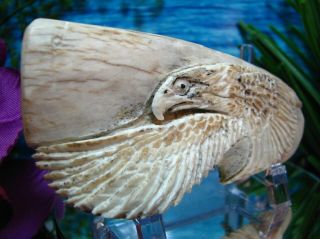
34 63 303 219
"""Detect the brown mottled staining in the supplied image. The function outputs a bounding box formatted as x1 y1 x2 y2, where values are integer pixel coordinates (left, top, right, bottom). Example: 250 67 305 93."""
34 63 303 219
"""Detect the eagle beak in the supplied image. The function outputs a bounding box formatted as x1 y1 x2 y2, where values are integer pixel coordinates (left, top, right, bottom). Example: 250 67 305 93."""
151 78 210 121
152 91 180 121
152 101 165 121
151 90 196 121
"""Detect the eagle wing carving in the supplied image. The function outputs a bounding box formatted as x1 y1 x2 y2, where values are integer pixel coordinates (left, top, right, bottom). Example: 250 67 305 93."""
34 63 304 219
35 114 247 218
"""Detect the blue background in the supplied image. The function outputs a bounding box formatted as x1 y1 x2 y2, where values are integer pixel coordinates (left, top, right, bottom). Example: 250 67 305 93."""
61 0 299 57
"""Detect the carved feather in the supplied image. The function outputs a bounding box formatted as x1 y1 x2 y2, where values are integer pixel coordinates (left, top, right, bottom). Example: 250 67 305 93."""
34 63 303 219
35 114 247 218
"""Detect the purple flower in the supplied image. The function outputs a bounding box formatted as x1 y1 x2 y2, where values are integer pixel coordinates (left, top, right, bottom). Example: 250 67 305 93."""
0 160 64 239
0 39 64 238
0 39 22 161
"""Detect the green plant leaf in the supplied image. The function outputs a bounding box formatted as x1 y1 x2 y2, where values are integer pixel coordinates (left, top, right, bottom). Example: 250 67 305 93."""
270 25 317 72
239 22 320 106
306 155 320 173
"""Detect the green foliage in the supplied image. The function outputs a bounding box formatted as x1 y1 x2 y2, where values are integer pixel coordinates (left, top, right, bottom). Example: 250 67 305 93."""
238 0 320 238
58 207 92 239
287 163 320 239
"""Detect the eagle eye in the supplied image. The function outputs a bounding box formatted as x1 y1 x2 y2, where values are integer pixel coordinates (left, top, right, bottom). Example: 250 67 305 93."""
173 78 191 96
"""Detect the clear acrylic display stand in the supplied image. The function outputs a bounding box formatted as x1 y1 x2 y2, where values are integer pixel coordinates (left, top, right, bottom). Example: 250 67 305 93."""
92 44 291 239
223 163 291 238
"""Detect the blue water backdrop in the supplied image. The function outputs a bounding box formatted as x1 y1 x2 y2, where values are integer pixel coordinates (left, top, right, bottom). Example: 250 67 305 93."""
61 0 300 57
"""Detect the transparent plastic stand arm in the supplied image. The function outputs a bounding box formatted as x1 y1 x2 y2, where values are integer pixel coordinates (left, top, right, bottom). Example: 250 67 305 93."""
92 214 167 239
224 44 292 239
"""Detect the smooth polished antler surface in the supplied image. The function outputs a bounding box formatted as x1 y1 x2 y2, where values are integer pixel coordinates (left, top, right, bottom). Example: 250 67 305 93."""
21 19 304 219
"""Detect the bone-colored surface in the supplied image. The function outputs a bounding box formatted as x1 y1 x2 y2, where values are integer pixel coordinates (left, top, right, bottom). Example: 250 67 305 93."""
22 19 304 219
34 63 304 218
21 18 250 146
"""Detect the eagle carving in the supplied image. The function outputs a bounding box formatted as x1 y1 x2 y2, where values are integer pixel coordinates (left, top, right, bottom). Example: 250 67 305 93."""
34 63 304 219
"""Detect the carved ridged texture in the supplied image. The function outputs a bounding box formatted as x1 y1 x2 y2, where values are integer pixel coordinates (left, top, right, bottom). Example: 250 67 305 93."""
34 63 303 219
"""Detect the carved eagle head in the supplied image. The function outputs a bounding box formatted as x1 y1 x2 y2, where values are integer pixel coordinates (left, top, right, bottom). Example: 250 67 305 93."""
151 63 304 182
35 63 304 219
